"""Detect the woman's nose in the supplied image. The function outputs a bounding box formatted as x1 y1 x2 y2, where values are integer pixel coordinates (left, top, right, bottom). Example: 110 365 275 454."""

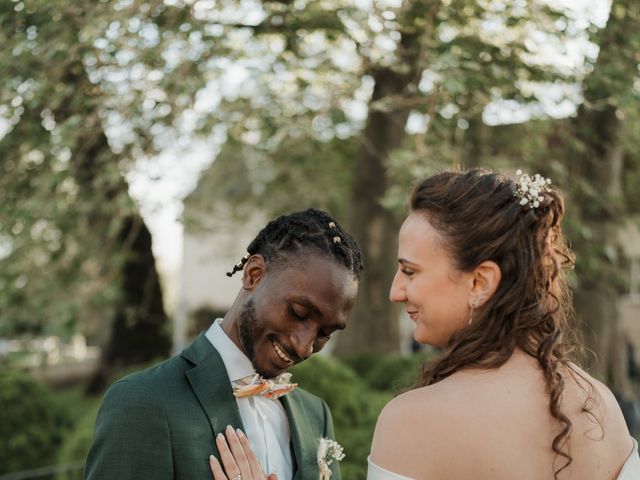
389 270 406 303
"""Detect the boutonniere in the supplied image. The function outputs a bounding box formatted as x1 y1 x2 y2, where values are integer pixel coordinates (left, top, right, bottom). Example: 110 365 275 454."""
317 438 345 480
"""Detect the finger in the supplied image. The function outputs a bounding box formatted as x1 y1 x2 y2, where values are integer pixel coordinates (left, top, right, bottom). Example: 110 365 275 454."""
216 431 242 480
236 428 267 478
209 455 228 480
224 426 253 479
267 474 279 480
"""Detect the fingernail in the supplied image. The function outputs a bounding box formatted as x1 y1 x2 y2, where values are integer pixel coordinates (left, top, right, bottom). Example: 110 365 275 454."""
217 433 224 440
236 428 244 437
209 455 215 462
226 425 233 432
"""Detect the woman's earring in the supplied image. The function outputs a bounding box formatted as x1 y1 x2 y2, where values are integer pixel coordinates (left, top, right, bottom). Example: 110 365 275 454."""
468 300 476 325
468 298 483 325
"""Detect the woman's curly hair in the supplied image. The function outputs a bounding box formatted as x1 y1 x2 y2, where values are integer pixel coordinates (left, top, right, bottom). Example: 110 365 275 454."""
410 168 593 478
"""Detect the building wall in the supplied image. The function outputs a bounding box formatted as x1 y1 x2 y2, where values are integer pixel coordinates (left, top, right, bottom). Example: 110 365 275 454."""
174 211 267 352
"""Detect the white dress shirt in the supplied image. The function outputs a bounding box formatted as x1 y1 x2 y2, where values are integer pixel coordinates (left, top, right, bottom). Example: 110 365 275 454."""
205 319 293 479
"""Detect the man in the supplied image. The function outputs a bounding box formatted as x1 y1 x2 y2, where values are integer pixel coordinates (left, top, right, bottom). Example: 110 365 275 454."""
85 209 363 480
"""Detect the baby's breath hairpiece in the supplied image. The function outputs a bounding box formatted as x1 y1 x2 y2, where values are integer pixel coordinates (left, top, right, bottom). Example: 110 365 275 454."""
514 169 552 209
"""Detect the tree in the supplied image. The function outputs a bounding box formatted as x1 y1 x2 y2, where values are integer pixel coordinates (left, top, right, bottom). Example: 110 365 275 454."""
427 0 640 392
0 0 208 388
176 0 576 354
5 0 634 372
568 0 640 395
334 1 433 354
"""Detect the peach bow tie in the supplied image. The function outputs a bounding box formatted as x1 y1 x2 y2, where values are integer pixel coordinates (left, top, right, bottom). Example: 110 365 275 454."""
232 373 298 400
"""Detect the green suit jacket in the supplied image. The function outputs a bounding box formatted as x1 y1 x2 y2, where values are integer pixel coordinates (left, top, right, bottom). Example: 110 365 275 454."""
84 333 340 480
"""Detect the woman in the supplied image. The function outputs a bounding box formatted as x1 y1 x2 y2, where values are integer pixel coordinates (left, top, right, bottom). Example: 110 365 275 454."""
211 169 640 479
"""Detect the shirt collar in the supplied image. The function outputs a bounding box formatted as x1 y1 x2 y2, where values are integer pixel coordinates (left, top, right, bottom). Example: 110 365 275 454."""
205 318 256 383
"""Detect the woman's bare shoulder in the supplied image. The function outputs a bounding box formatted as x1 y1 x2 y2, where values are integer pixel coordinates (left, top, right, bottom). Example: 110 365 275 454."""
370 384 457 478
369 368 523 478
370 373 490 450
564 363 630 436
375 375 472 425
373 384 446 438
564 363 623 415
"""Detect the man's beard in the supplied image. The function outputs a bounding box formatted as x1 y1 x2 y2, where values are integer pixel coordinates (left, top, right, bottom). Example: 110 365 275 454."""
237 298 269 377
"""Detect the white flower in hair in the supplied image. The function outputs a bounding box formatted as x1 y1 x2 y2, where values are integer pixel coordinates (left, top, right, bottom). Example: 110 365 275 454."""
515 169 552 209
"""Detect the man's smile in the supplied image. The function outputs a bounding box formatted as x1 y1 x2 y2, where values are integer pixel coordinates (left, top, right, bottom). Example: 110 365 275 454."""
271 340 294 365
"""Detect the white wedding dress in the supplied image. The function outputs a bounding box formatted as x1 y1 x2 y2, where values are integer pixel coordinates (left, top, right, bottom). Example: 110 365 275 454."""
367 438 640 480
367 457 412 480
617 438 640 479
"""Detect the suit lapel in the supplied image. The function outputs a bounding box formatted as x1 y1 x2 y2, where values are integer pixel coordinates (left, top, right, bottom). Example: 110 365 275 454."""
282 392 318 480
182 334 322 478
182 334 244 437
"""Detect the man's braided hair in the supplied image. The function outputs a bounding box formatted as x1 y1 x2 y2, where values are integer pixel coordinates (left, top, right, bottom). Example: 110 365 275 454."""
226 208 364 279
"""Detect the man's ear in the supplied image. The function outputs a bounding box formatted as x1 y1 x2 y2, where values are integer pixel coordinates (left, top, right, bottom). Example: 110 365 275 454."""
242 254 266 290
469 260 501 307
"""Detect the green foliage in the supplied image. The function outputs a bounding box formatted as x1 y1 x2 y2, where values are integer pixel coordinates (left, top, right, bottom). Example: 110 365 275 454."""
291 355 391 480
0 0 600 331
56 402 101 480
182 0 582 232
0 0 200 338
185 135 357 233
344 351 431 394
620 97 640 215
2 0 638 369
291 354 388 426
0 369 72 474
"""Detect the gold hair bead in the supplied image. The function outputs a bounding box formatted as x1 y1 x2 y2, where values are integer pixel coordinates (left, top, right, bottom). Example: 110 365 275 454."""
329 222 336 228
333 236 341 244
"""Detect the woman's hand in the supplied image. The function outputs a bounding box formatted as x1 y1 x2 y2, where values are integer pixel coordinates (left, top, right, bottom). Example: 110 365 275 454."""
210 426 278 480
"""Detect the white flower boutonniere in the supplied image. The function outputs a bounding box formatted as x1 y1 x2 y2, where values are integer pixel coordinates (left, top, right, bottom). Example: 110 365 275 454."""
317 438 345 480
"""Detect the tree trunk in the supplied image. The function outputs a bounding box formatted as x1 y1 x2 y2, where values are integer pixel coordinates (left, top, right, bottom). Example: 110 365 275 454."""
570 0 638 396
86 214 171 393
52 61 172 393
334 1 438 355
